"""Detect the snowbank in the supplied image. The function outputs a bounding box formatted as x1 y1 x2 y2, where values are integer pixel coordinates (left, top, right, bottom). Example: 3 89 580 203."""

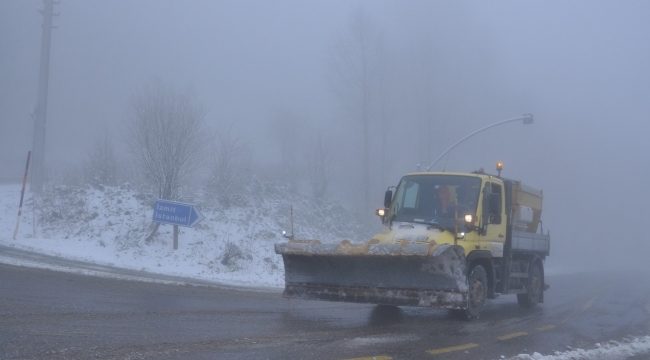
507 336 650 360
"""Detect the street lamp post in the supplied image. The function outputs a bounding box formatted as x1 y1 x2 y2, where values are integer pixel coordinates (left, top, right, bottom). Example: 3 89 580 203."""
424 114 533 172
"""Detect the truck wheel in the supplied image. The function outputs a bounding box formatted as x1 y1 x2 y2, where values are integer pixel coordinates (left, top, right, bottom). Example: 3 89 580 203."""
464 264 488 320
517 263 542 308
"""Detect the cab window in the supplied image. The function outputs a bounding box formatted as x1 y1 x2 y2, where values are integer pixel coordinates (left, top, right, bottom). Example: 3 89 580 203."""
489 183 503 224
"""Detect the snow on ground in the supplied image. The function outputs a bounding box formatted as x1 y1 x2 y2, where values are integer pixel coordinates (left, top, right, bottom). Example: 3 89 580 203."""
505 336 650 360
0 182 368 289
0 250 219 288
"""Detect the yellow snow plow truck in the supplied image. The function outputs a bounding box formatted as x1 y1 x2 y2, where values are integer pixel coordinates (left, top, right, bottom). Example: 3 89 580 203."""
275 164 550 319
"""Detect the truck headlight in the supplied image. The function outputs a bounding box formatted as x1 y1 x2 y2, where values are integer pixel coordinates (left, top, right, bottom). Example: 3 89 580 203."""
464 214 475 232
376 208 386 217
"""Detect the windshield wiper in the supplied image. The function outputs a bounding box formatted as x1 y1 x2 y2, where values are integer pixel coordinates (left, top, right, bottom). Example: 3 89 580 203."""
410 220 447 232
426 222 447 231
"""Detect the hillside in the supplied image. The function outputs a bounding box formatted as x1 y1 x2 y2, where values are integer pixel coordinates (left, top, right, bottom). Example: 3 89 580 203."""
0 180 371 288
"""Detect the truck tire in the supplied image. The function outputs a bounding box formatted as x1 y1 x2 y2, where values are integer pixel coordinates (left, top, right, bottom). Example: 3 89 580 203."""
517 263 542 308
463 264 488 320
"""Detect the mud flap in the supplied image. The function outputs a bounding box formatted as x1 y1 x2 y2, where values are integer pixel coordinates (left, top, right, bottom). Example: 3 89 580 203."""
275 242 469 309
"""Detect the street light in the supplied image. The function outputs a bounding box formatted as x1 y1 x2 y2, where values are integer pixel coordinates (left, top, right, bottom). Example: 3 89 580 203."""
424 114 533 172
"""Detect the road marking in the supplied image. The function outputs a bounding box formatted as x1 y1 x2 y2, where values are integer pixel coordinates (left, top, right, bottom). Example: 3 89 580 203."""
342 356 392 360
563 291 603 323
582 294 598 311
498 332 528 341
426 343 479 355
537 324 556 331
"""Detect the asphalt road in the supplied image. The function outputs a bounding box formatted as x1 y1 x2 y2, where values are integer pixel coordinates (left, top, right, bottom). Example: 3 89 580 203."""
1 248 649 360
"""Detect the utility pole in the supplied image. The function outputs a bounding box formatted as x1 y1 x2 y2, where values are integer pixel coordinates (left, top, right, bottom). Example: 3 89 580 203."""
31 0 58 193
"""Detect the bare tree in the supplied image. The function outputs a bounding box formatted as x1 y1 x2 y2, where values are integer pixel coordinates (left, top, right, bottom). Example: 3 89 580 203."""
83 126 118 187
207 122 251 208
409 40 446 169
329 9 383 221
377 43 397 189
269 109 304 193
124 80 211 241
305 133 336 201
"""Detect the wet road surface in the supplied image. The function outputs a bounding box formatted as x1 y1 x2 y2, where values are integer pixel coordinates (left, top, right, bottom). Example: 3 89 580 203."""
1 250 649 359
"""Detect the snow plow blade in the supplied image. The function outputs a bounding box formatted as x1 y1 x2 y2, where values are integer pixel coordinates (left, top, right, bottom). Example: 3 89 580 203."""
274 240 468 309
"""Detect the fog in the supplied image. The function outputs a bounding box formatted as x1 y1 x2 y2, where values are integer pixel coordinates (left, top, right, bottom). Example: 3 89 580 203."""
2 1 649 272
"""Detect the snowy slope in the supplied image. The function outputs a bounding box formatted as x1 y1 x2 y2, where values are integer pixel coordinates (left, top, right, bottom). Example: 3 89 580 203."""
0 181 369 288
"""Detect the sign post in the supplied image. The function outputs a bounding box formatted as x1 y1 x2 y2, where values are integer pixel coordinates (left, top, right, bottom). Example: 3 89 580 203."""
173 225 179 250
152 199 204 249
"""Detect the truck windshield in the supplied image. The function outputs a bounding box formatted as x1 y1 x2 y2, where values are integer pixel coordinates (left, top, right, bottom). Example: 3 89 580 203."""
390 175 481 229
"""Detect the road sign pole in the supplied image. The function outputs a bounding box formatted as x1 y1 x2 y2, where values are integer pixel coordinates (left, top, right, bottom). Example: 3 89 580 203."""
173 225 179 250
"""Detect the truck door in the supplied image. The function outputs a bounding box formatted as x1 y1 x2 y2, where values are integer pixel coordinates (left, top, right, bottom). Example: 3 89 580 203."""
480 182 506 256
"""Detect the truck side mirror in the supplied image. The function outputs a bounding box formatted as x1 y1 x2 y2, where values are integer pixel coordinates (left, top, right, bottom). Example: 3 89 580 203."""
384 190 393 209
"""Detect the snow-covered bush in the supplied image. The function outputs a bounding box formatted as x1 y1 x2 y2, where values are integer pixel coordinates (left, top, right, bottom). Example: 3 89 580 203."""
37 185 93 237
83 130 118 188
205 123 252 209
220 241 243 267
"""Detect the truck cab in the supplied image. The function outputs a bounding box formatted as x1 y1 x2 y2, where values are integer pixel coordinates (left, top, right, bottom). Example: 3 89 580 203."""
375 172 505 252
375 170 550 314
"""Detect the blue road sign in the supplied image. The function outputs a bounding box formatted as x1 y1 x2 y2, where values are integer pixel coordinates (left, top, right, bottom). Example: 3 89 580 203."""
152 200 204 228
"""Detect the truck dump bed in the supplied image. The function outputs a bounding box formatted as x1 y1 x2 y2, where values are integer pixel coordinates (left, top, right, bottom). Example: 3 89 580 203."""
507 180 550 256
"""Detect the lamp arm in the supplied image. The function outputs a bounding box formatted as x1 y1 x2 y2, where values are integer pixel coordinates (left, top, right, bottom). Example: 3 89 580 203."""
424 114 532 172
